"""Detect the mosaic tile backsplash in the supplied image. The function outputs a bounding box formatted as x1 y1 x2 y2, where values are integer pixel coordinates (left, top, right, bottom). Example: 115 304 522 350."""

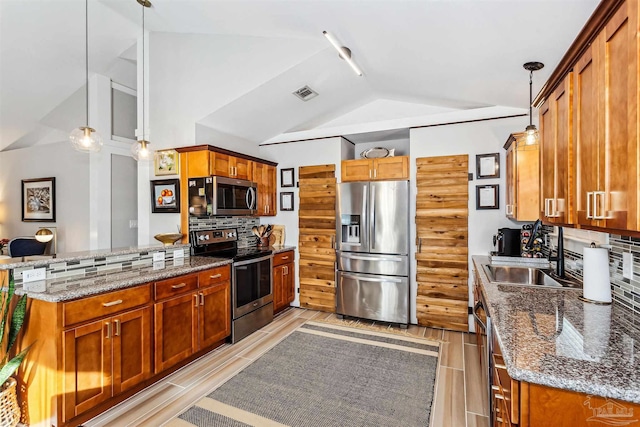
189 216 260 248
538 225 640 315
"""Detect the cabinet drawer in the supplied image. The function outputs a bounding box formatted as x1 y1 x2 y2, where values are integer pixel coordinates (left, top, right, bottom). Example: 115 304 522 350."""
63 284 151 327
273 251 294 266
155 274 199 301
198 265 231 288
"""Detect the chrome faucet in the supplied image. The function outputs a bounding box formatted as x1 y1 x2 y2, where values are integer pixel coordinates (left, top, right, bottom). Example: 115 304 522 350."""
548 226 565 278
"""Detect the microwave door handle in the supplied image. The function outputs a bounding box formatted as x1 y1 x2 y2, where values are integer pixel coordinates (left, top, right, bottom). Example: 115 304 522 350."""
247 187 256 210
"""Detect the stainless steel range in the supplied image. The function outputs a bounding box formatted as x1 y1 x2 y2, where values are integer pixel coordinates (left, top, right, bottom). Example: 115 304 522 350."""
191 228 273 343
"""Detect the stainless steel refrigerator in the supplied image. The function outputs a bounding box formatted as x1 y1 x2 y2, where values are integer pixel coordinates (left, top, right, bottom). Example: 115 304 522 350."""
336 180 410 324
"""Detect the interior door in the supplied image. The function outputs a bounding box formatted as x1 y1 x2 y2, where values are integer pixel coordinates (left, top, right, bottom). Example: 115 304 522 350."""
336 182 369 253
370 181 409 254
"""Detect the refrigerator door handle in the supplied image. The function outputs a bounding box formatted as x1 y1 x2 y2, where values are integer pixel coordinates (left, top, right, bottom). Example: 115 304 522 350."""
371 187 376 249
340 253 404 262
340 273 403 283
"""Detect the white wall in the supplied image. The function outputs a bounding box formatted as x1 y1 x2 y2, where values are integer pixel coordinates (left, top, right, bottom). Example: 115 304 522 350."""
0 141 90 253
259 137 347 306
409 114 531 325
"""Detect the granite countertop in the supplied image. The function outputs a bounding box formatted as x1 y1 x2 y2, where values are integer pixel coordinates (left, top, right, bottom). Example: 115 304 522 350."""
271 245 296 254
473 255 640 403
16 256 232 303
0 243 192 270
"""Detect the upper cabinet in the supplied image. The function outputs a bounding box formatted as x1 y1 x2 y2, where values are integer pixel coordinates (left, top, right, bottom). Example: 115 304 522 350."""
539 74 574 225
504 133 539 221
341 156 409 182
253 162 277 216
211 153 253 180
536 0 639 234
574 1 638 232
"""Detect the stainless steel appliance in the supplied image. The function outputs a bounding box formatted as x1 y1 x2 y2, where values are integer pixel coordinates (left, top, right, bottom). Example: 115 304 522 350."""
188 176 257 216
191 228 273 343
336 180 410 324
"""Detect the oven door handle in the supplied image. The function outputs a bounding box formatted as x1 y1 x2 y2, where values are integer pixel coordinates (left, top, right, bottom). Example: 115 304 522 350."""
234 254 273 267
473 300 487 332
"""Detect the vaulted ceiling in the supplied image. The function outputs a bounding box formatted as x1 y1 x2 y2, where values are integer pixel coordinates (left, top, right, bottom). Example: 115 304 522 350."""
0 0 600 151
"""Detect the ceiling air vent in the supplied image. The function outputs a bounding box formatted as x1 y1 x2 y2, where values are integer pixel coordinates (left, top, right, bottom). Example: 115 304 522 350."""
293 85 318 101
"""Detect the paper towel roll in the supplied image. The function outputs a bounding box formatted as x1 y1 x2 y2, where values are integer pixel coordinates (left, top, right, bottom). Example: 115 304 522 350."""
583 247 611 303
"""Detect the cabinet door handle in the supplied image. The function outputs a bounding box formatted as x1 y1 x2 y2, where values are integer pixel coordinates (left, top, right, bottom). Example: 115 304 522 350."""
551 198 558 217
586 192 593 219
194 294 198 308
594 191 606 219
171 283 187 289
284 266 288 275
373 169 377 178
281 256 289 260
506 204 513 216
102 299 123 307
210 274 222 279
369 169 372 179
544 198 551 217
114 320 121 337
199 292 205 306
105 322 111 339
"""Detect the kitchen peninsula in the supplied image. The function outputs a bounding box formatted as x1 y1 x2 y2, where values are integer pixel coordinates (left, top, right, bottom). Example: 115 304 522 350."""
1 244 235 427
473 256 640 426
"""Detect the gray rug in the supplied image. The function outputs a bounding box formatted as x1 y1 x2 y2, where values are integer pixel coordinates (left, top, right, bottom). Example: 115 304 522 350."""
174 322 439 427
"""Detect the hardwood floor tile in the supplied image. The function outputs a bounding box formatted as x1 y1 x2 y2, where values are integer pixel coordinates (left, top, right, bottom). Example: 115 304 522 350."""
406 324 427 337
440 330 464 369
467 412 490 427
463 343 488 416
424 327 443 341
431 366 466 427
237 318 307 360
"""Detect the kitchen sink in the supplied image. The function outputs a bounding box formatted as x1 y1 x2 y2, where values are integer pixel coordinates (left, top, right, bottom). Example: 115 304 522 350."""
482 264 581 289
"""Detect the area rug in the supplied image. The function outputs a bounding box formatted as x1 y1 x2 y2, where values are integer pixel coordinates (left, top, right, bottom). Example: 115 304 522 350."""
168 321 440 427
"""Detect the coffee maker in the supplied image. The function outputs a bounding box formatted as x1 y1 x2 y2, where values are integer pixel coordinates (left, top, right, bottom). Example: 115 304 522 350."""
493 228 521 257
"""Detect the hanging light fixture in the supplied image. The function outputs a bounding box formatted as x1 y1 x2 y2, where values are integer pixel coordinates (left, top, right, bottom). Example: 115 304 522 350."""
523 61 544 145
69 0 103 153
132 0 152 161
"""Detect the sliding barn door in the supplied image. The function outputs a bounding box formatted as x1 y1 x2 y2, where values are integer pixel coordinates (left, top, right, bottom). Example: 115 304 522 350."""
415 155 469 331
298 165 337 312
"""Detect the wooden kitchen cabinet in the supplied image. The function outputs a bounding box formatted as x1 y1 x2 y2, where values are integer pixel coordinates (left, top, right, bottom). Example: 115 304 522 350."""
273 250 295 313
253 162 277 216
539 73 574 225
211 152 253 180
341 156 409 181
573 0 639 232
153 266 231 373
504 132 539 221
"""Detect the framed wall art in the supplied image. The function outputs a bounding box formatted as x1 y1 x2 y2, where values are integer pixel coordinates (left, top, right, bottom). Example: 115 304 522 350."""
476 153 500 179
281 168 294 188
150 179 180 213
22 177 56 222
280 192 294 211
154 149 179 176
476 184 499 210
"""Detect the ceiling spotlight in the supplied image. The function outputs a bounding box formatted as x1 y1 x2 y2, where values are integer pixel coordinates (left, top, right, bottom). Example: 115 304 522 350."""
323 31 363 77
523 61 544 145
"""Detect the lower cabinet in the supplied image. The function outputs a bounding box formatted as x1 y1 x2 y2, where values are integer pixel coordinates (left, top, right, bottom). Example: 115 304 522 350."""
273 250 295 313
63 303 152 421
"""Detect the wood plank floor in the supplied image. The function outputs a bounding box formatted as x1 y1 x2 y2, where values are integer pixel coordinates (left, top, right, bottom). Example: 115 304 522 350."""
84 308 488 427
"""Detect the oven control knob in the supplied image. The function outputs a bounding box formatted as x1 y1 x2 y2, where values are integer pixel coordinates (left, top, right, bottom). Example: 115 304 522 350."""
204 235 210 240
198 235 205 241
227 232 235 238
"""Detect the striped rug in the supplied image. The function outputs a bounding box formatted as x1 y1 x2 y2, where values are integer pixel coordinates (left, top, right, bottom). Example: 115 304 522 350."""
167 321 440 427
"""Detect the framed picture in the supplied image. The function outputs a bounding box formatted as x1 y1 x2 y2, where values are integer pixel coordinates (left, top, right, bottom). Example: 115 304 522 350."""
154 149 179 176
476 153 500 179
281 168 294 188
22 177 56 222
476 184 499 210
150 179 180 213
280 192 294 211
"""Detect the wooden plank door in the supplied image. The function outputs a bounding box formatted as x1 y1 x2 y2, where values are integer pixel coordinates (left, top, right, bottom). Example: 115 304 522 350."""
415 155 469 331
298 164 336 312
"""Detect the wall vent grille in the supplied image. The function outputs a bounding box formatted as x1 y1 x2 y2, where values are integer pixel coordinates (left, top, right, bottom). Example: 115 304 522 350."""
293 85 318 101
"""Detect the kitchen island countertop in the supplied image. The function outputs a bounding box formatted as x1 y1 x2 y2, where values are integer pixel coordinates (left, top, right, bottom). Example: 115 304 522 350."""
473 255 640 404
16 256 232 303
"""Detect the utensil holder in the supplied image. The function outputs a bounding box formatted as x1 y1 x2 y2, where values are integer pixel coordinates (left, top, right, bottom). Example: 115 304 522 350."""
258 236 270 247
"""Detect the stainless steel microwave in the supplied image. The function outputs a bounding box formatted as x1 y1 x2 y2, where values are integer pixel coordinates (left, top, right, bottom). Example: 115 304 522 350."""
188 176 257 216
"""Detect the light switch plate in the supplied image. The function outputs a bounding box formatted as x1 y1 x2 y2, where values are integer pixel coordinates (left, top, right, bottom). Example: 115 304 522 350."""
153 252 165 262
623 252 634 280
23 268 46 283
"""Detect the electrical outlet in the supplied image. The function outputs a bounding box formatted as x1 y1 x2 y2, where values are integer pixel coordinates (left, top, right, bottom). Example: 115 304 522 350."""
153 252 165 262
173 249 184 259
23 268 46 283
623 252 634 280
129 219 138 229
153 260 165 270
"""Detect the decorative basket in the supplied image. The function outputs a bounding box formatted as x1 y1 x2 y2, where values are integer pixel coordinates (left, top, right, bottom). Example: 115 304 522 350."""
0 377 20 427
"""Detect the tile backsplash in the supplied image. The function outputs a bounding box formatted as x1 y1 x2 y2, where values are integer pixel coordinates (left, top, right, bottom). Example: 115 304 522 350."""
539 225 640 314
189 216 260 248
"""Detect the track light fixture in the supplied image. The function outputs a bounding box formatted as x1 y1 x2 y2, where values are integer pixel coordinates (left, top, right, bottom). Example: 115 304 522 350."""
323 31 363 77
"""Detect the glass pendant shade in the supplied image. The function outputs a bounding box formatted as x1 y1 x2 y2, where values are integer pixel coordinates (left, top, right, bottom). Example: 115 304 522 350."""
131 139 150 161
70 126 103 152
525 124 538 145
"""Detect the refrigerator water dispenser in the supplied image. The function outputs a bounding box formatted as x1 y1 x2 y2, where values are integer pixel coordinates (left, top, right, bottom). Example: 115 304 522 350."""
341 215 361 244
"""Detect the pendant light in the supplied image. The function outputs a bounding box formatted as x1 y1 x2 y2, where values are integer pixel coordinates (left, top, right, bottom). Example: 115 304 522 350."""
132 0 152 161
523 61 544 145
69 0 103 153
